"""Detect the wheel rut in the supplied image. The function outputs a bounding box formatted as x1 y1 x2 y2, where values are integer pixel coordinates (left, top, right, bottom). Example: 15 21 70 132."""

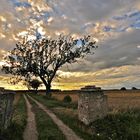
23 94 38 140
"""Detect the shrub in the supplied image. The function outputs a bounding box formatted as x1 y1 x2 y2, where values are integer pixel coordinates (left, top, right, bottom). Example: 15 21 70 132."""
132 87 137 90
121 87 126 90
29 79 42 93
63 95 72 103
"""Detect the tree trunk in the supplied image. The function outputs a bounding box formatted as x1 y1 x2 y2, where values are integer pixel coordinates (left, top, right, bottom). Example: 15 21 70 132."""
35 88 38 94
39 76 52 96
45 83 51 96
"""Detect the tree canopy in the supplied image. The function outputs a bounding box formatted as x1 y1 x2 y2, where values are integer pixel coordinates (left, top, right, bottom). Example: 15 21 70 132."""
2 35 97 94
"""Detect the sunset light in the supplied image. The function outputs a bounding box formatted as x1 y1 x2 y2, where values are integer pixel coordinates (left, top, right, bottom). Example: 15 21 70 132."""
0 0 140 90
0 1 140 139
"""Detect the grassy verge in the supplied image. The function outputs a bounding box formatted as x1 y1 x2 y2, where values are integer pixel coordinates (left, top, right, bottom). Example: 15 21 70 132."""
1 94 27 140
54 110 92 140
30 93 77 109
91 109 140 140
48 108 140 140
28 96 66 140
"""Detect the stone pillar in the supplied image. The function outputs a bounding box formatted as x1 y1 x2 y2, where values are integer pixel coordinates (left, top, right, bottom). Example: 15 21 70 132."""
78 86 108 125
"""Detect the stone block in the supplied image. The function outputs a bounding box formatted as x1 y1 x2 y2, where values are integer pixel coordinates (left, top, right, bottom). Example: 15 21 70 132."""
78 87 108 125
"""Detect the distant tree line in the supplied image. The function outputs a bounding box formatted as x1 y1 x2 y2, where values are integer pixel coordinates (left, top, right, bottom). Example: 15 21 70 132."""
120 87 138 90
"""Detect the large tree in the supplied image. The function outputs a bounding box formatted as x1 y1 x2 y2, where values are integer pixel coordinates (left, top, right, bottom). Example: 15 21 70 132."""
2 35 97 94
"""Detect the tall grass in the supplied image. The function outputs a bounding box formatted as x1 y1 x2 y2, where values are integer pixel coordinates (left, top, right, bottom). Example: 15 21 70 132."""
91 109 140 140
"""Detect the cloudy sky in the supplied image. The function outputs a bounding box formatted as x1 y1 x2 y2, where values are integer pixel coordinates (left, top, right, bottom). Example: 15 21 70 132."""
0 0 140 90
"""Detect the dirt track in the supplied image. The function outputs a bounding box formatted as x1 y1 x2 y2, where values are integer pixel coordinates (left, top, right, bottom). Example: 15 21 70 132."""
23 94 38 140
27 94 83 140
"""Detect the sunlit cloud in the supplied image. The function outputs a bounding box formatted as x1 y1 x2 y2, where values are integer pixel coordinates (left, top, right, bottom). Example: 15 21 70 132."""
0 16 7 22
56 65 140 89
0 0 140 89
47 17 54 23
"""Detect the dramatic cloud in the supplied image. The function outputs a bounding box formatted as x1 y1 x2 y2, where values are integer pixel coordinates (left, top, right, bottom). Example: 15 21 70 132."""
56 65 140 90
0 0 140 89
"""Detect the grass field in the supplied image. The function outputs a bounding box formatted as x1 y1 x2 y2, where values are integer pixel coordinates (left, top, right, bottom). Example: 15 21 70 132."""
29 93 140 140
2 90 139 140
104 90 140 111
51 90 140 111
13 89 140 111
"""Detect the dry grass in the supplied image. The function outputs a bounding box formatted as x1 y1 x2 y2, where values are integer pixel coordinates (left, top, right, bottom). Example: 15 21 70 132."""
104 90 140 111
13 89 140 110
52 90 140 111
104 90 140 97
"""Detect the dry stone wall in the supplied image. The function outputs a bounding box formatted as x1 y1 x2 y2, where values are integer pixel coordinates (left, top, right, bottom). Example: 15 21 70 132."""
0 89 15 131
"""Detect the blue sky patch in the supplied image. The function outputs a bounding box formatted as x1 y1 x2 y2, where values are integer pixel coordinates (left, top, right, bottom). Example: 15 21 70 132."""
10 0 31 8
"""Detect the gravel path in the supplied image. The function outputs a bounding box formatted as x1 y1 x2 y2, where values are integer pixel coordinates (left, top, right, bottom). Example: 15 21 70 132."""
23 94 38 140
27 94 83 140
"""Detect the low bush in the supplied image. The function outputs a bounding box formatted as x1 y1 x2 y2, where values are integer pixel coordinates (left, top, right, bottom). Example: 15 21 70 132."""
63 95 72 103
120 87 126 90
132 87 137 90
